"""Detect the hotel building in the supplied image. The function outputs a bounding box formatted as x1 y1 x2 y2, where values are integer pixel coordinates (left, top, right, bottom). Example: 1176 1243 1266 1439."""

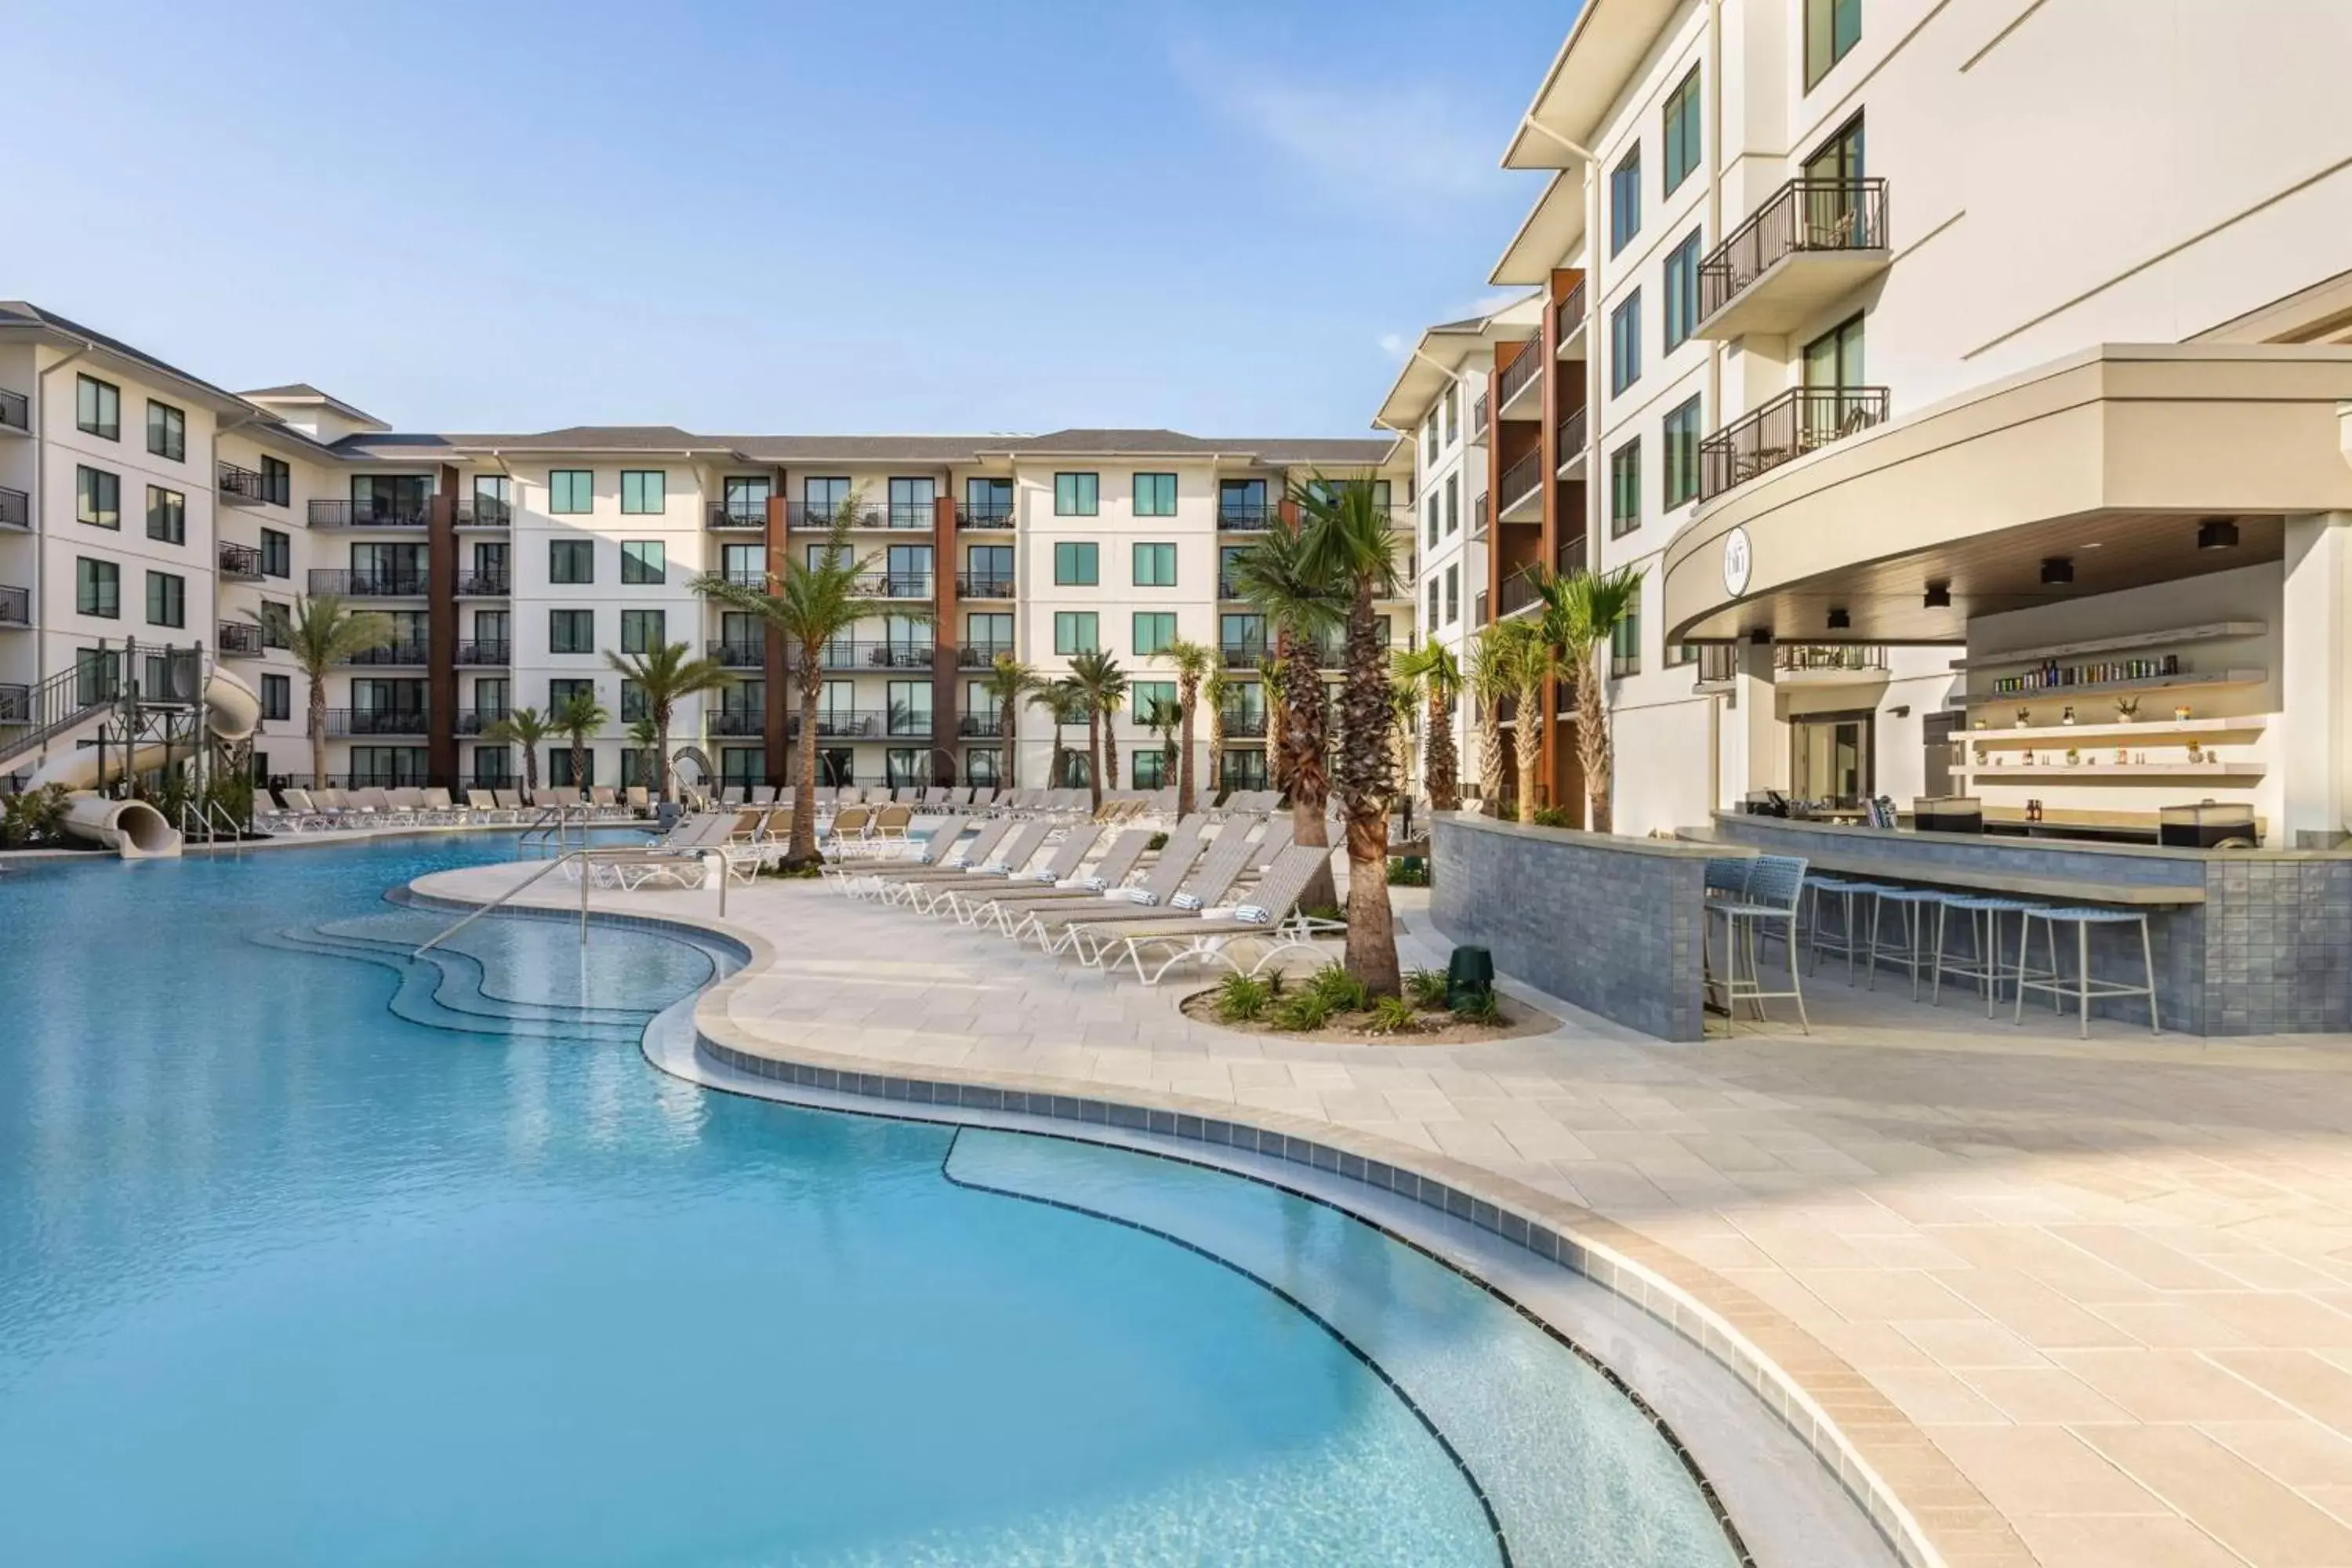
0 303 1407 797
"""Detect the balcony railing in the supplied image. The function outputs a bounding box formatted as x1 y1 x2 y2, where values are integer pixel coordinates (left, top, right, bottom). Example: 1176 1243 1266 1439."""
957 713 1004 738
783 710 928 739
1495 347 1541 412
217 541 264 580
1776 643 1889 673
1220 641 1269 668
337 641 430 667
1219 710 1268 738
787 500 932 530
0 682 25 722
1473 588 1490 626
0 387 27 433
955 503 1014 530
216 620 263 656
957 641 1014 668
1697 386 1890 502
0 485 26 529
217 461 270 505
454 639 510 666
706 502 769 531
457 499 511 528
706 639 765 669
1497 572 1541 619
1472 492 1490 539
1557 531 1588 579
709 710 765 736
848 573 935 599
1553 278 1588 343
1217 500 1278 531
457 570 510 596
1694 644 1740 684
308 498 429 528
1 584 31 626
308 569 426 597
1497 449 1544 516
1470 393 1490 443
956 573 1015 598
454 708 512 735
787 641 936 670
1698 178 1889 325
1555 405 1588 464
325 708 430 736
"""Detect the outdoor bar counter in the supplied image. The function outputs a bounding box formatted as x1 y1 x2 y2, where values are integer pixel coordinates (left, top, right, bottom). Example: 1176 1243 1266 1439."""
1702 813 2352 1036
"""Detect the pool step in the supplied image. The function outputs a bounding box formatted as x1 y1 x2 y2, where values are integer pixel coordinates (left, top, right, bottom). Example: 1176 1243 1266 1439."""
268 924 653 1030
318 909 715 1016
256 928 651 1044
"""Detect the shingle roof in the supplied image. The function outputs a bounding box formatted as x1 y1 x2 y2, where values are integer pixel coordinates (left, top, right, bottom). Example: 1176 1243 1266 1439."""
239 381 387 429
724 434 1010 463
0 299 256 412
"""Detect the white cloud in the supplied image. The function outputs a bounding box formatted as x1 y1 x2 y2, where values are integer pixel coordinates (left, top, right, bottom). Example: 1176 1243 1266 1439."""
1376 332 1410 361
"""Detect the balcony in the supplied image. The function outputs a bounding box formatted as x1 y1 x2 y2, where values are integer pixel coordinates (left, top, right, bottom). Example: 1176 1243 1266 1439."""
1554 405 1588 476
957 641 1014 668
308 498 429 528
707 502 768 532
783 710 924 740
706 638 765 669
1472 588 1490 626
337 641 430 667
217 541 264 581
848 572 934 600
308 568 426 597
1220 640 1269 668
1552 278 1588 356
1497 572 1541 619
1471 491 1490 541
456 499 511 528
1697 385 1890 503
0 583 29 626
454 708 512 735
456 570 510 597
957 713 1004 738
1470 393 1490 444
956 572 1015 599
1774 643 1889 685
1696 178 1889 339
217 461 270 507
0 683 25 721
0 387 27 434
709 710 765 737
1217 499 1278 532
1693 643 1740 689
325 708 430 737
789 641 936 671
216 620 263 657
1220 709 1268 738
1494 348 1542 419
0 485 26 530
955 502 1015 530
1497 449 1544 522
454 639 510 666
787 499 931 530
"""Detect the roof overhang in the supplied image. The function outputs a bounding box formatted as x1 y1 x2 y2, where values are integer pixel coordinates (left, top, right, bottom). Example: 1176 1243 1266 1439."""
1662 344 2352 644
0 318 256 419
1501 0 1685 169
1491 172 1588 287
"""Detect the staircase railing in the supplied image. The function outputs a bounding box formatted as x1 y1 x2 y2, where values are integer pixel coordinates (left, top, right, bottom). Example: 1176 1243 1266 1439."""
415 842 728 953
0 659 121 771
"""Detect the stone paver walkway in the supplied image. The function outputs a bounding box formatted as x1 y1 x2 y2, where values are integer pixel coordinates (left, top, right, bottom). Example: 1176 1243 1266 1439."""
416 858 2352 1568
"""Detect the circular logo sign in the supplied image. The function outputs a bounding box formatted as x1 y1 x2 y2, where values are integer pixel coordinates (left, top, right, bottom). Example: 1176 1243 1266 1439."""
1720 526 1753 597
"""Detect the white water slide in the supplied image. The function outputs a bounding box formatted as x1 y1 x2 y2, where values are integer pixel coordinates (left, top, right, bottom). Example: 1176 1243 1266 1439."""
20 670 263 858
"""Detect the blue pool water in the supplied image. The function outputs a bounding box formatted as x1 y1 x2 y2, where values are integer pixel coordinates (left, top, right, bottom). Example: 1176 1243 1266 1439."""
0 836 1738 1565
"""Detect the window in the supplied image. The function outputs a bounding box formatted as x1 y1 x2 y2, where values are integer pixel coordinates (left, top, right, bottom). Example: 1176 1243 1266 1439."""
1664 230 1704 351
77 374 119 440
619 679 648 724
550 609 594 654
1663 396 1704 509
1221 612 1266 660
1131 749 1167 789
549 469 593 514
617 470 665 514
801 475 850 522
1133 472 1177 517
1054 612 1098 654
1054 541 1098 586
1445 473 1459 535
146 570 185 628
1426 577 1439 632
1054 472 1099 516
965 749 1001 786
620 540 666 584
1133 542 1177 586
261 673 292 722
548 677 596 712
1662 67 1702 195
1132 612 1177 655
1610 292 1642 396
1804 312 1867 391
719 543 762 588
260 456 290 506
1610 439 1642 537
260 528 291 579
1610 147 1642 255
1804 113 1866 186
77 465 121 528
1445 563 1460 625
967 612 1012 657
1423 414 1439 465
1221 749 1269 791
965 476 1014 522
147 400 185 462
549 539 593 584
1425 497 1439 549
77 557 120 618
1611 597 1642 679
620 609 664 655
720 475 771 523
1805 0 1861 89
473 474 513 525
146 485 185 544
547 748 595 789
1131 679 1176 723
887 476 935 528
260 601 291 648
1444 387 1458 446
887 681 931 737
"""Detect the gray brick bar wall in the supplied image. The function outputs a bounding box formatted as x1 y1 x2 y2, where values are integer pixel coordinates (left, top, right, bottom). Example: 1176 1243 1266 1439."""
1432 813 1718 1040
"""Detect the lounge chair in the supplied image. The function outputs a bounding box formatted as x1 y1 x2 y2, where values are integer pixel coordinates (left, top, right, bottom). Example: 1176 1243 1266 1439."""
821 804 873 855
751 784 778 806
869 803 915 844
463 788 503 824
960 826 1156 933
932 825 1103 923
877 820 1055 910
584 815 734 890
1082 842 1339 984
1023 824 1211 952
626 786 651 814
834 816 1014 893
419 786 459 824
1050 824 1263 962
494 789 524 818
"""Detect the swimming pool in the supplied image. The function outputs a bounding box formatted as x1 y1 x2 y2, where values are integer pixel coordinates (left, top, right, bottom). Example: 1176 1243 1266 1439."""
0 835 1741 1565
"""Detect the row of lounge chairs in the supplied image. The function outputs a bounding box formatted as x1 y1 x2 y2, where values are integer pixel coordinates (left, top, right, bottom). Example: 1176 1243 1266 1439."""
702 784 1287 819
827 811 1338 984
259 786 652 833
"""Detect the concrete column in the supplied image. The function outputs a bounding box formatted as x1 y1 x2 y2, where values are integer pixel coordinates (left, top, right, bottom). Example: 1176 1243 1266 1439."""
2280 511 2352 847
1739 639 1788 798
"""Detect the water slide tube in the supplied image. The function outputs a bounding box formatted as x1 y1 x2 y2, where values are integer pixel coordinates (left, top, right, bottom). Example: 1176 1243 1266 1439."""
24 670 263 858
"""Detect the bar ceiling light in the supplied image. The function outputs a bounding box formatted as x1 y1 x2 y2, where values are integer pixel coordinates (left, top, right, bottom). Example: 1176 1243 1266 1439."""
1924 580 1951 608
1826 606 1851 630
2198 517 2240 550
2040 557 2074 586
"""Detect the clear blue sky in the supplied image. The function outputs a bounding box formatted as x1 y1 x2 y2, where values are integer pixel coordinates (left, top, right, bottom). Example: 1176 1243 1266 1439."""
3 0 1573 438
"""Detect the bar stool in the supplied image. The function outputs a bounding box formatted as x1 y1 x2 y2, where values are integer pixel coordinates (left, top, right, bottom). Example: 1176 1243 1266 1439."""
1864 886 1947 1000
2015 906 2161 1038
1710 854 1809 1034
1931 895 2051 1016
1805 876 1895 982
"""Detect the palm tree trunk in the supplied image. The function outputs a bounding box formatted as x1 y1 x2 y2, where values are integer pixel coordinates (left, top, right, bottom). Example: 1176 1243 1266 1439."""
1000 697 1017 790
522 743 539 797
1425 690 1461 811
1207 702 1225 801
1477 698 1504 816
1335 580 1399 996
1281 638 1335 911
788 666 822 867
655 708 673 804
570 736 586 799
1513 674 1543 825
308 681 328 789
1086 712 1102 811
1176 683 1197 818
1104 720 1120 790
1577 652 1613 833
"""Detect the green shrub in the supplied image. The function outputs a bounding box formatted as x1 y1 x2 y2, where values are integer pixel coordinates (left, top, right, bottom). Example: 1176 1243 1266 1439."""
1214 972 1274 1022
1453 987 1504 1026
1403 967 1450 1009
1365 995 1419 1036
1146 832 1168 851
1531 805 1577 829
1301 902 1345 926
1 785 72 848
1272 989 1337 1032
1304 960 1368 1013
1385 857 1428 886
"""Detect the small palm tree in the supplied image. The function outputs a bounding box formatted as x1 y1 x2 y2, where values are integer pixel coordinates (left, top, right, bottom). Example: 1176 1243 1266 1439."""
1064 648 1127 811
1535 564 1644 833
1142 695 1181 787
1030 677 1084 789
975 655 1040 791
482 706 552 798
1465 627 1512 817
1395 641 1464 811
1202 663 1232 801
603 640 729 804
1154 637 1216 817
1489 614 1552 825
1232 516 1345 909
1294 474 1403 996
245 594 393 789
1386 659 1421 807
692 491 927 868
553 688 611 800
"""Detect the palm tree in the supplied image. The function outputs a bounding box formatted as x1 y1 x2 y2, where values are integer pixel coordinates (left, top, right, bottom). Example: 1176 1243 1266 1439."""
1030 677 1084 789
1396 641 1464 811
603 640 729 804
1386 659 1421 808
1231 516 1344 909
553 688 610 800
692 493 926 869
1202 663 1232 802
482 706 552 798
1487 615 1552 825
1465 628 1513 817
1154 637 1216 817
244 594 393 789
1535 564 1645 833
1294 474 1403 996
1142 695 1181 789
975 655 1040 790
1064 648 1127 811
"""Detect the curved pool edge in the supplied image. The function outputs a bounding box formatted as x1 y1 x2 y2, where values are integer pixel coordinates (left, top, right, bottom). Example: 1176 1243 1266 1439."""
401 873 1930 1568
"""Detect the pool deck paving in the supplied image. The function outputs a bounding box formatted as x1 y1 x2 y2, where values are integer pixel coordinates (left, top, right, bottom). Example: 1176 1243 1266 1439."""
415 853 2352 1568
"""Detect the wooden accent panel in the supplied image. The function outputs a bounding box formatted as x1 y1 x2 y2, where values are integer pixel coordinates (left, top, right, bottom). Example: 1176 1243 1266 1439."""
426 463 459 788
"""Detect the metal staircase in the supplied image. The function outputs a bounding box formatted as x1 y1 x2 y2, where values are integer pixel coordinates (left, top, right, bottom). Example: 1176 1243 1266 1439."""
0 661 119 775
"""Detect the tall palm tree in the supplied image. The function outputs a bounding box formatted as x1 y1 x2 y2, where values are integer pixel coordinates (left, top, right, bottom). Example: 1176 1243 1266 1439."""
1202 662 1232 802
603 640 729 804
1142 696 1181 788
1030 677 1084 789
1488 615 1552 825
1232 516 1344 909
553 688 611 800
1154 637 1215 817
1064 648 1127 811
1386 658 1421 807
1535 564 1644 833
692 494 926 868
481 706 552 798
1294 474 1403 996
245 594 393 789
1465 627 1513 817
975 655 1040 790
1396 641 1464 811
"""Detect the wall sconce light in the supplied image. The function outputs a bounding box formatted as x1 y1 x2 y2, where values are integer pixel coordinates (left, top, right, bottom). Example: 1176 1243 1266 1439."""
2040 557 2074 586
1924 581 1951 609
